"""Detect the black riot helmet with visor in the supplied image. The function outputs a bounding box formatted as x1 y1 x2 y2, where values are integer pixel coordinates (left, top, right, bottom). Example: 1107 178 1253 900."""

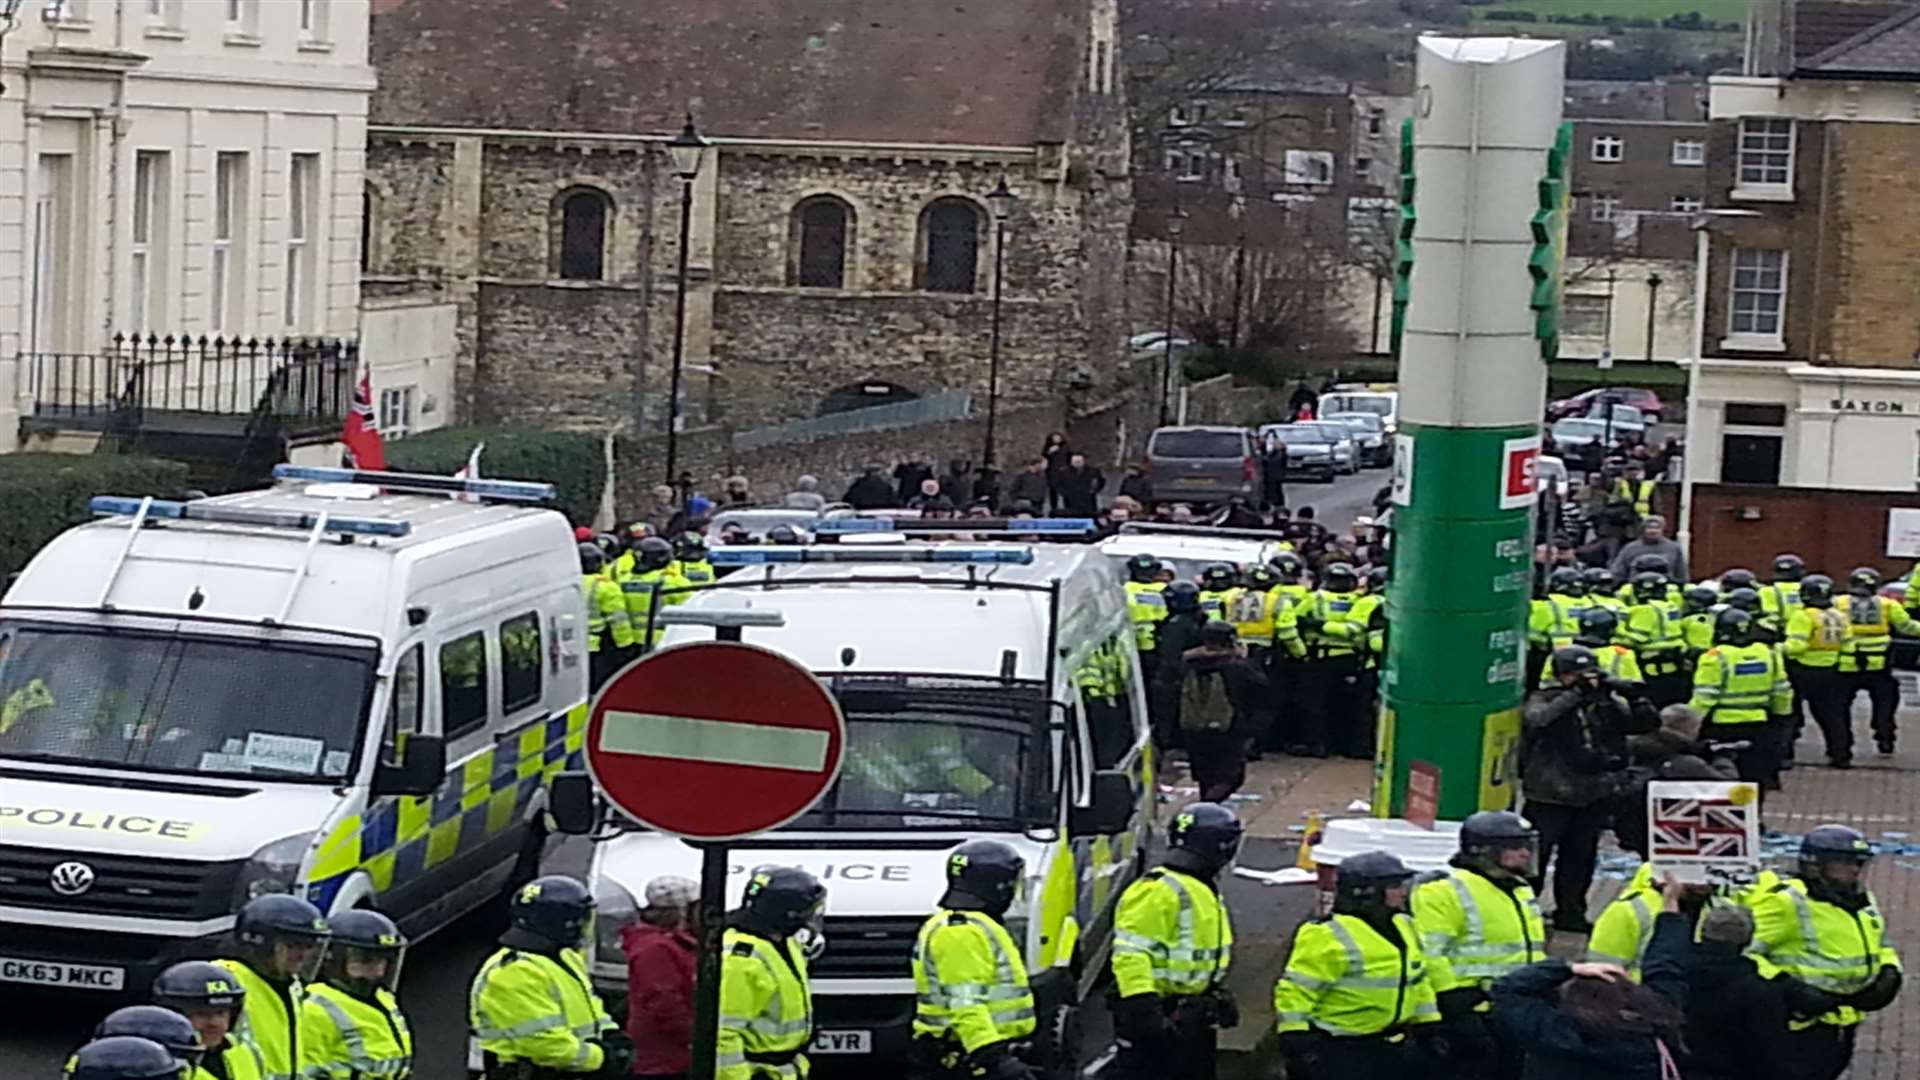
742 866 829 957
151 961 246 1031
233 894 330 984
1800 824 1875 905
942 839 1026 918
1772 554 1807 582
1719 568 1758 592
510 875 596 948
94 1006 204 1072
67 1037 184 1080
1333 851 1415 918
1166 802 1244 877
1458 811 1539 880
1126 554 1162 584
1269 551 1306 582
1629 571 1669 605
1800 574 1835 608
1575 607 1619 646
1322 562 1359 594
1547 566 1586 597
318 909 409 998
1201 563 1236 592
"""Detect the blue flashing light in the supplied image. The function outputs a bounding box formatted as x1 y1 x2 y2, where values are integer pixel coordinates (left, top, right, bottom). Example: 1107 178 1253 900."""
90 496 412 538
1006 518 1097 533
814 517 1094 535
271 465 557 503
710 546 1035 566
813 518 893 534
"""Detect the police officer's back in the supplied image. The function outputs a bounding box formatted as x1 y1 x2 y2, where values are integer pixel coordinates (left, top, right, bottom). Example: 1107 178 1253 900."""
90 1006 206 1080
1122 555 1169 658
217 895 330 1080
674 532 717 585
579 543 635 688
299 909 413 1080
1688 608 1792 789
470 875 622 1078
67 1037 186 1080
153 961 267 1080
623 537 689 648
913 841 1039 1080
720 867 827 1080
1110 803 1239 1080
1275 852 1440 1080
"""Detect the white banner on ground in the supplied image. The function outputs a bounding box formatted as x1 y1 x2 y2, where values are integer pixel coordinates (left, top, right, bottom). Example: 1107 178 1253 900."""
1647 780 1762 887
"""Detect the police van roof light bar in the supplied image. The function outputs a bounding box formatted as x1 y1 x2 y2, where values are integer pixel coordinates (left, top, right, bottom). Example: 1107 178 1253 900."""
90 496 413 538
814 517 1096 536
710 546 1035 566
271 465 557 504
1116 521 1290 543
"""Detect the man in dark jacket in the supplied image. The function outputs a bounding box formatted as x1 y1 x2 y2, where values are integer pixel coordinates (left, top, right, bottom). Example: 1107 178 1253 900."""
843 465 898 510
1682 904 1819 1080
1007 458 1051 509
1523 646 1644 932
1149 582 1208 752
1168 620 1269 801
1118 463 1151 505
1053 453 1106 517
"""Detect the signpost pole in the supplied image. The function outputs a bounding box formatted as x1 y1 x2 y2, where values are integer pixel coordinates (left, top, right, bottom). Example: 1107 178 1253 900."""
1379 36 1567 819
689 843 729 1080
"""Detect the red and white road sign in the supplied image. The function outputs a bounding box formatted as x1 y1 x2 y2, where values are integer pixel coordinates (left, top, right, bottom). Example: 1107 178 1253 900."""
585 642 847 841
1499 435 1542 510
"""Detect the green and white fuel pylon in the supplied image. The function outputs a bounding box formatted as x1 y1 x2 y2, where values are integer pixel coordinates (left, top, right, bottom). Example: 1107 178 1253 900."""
1376 36 1570 819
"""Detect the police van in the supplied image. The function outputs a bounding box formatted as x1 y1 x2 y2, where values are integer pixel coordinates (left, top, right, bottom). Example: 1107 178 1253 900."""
0 465 587 994
565 523 1155 1068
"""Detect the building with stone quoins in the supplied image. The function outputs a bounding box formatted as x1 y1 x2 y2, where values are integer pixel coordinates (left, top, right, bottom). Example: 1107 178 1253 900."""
363 0 1132 440
1689 0 1920 492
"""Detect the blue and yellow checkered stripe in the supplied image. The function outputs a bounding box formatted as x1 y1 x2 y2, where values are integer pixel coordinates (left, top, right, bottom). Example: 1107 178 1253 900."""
304 705 587 911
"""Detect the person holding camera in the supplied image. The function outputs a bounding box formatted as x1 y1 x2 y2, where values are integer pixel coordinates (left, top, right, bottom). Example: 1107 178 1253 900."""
1522 646 1646 934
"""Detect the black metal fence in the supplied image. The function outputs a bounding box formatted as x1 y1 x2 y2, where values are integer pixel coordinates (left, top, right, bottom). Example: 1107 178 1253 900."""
24 333 359 425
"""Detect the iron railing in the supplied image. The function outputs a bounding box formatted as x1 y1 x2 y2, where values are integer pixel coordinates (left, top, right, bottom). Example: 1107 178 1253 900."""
24 333 358 426
732 390 973 452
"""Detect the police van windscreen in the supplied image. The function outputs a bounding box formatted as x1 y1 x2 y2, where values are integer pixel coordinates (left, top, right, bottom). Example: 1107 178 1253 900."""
0 622 377 783
794 677 1049 829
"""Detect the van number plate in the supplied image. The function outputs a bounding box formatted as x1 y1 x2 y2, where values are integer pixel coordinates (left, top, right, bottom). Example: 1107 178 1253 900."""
811 1030 872 1054
0 956 125 990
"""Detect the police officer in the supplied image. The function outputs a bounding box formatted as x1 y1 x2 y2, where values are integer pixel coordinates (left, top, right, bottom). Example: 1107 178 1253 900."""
216 895 329 1080
1749 825 1903 1080
67 1037 185 1080
1688 608 1792 791
470 876 623 1078
1786 575 1853 767
1763 554 1807 636
1196 565 1236 620
1293 563 1367 760
1583 568 1626 615
622 537 688 649
1613 462 1656 520
720 867 827 1080
1263 553 1313 751
1275 852 1440 1080
1835 567 1920 756
1620 555 1682 605
1720 567 1759 595
300 909 413 1080
92 1007 205 1078
912 841 1037 1080
580 543 635 689
1624 570 1689 706
1122 555 1169 658
1110 803 1239 1080
152 961 266 1080
1587 864 1728 979
1539 607 1641 688
674 532 717 586
1352 567 1389 723
1412 812 1546 1002
1223 565 1290 751
1679 584 1721 662
1529 567 1589 656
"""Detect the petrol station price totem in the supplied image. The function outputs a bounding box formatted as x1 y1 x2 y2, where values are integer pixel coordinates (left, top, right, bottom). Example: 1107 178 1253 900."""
1377 36 1570 820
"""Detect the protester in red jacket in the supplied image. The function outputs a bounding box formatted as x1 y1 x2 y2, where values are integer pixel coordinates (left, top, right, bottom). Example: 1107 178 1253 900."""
621 876 699 1079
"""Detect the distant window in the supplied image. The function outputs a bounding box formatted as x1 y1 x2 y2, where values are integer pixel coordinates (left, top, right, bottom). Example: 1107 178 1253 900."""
1170 105 1191 127
1591 134 1624 162
439 631 489 740
1728 248 1786 340
558 188 610 281
1367 109 1385 137
1737 118 1794 188
1671 194 1703 213
1721 433 1782 485
1725 402 1787 427
500 612 542 715
792 197 849 288
1671 138 1705 166
1564 294 1611 338
1283 150 1335 186
379 385 415 439
920 199 981 293
1589 194 1621 223
1354 155 1373 176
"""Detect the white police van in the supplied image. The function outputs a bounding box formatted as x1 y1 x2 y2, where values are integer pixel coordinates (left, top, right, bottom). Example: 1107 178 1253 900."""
563 521 1155 1069
0 466 587 993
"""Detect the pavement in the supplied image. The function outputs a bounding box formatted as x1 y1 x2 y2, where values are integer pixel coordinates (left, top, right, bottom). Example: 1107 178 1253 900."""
1280 462 1386 535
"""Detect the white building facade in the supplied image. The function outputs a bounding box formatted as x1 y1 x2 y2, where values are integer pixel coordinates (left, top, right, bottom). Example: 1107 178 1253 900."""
0 0 373 364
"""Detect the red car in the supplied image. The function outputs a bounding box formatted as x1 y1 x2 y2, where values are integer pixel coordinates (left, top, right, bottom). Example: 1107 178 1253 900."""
1546 386 1666 423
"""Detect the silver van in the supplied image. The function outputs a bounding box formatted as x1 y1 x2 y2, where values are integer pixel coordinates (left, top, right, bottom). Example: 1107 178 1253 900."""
1143 425 1257 505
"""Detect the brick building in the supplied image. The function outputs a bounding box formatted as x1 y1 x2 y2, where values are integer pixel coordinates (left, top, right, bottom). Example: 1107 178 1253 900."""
362 0 1132 440
1686 0 1920 496
1566 78 1708 258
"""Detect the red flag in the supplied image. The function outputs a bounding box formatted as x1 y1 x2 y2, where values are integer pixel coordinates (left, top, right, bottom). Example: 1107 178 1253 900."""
341 368 387 471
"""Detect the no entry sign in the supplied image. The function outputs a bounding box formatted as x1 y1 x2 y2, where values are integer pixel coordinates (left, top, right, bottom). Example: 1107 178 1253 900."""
585 641 847 841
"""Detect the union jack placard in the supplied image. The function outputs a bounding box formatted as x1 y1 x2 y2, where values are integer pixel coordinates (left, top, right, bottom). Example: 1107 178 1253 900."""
1647 780 1762 886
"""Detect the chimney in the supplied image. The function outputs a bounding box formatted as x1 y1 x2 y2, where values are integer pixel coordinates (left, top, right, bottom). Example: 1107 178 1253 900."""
1745 0 1789 77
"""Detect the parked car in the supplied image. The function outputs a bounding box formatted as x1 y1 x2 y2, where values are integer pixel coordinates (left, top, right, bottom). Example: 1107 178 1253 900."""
1318 389 1399 434
1259 422 1350 482
1128 331 1196 357
1548 385 1665 423
1143 425 1257 505
1585 402 1648 439
1548 416 1617 450
1322 412 1391 467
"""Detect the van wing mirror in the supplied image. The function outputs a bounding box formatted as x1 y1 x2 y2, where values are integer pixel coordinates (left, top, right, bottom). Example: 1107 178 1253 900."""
548 772 597 836
1070 769 1136 837
371 734 445 797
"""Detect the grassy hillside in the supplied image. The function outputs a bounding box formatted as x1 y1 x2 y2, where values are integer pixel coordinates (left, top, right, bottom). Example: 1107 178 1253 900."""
1470 0 1747 23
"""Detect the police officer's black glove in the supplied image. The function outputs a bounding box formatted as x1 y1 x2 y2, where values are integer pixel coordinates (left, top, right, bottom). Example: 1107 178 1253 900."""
1434 986 1487 1022
968 1041 1037 1080
590 1031 634 1078
1780 976 1846 1020
1274 1032 1322 1080
1113 993 1175 1047
1844 965 1903 1013
1205 985 1240 1029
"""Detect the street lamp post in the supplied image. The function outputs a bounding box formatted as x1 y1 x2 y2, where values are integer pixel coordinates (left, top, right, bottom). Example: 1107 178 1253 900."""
1228 192 1248 351
1644 271 1663 362
663 117 709 487
983 176 1016 470
1158 207 1187 427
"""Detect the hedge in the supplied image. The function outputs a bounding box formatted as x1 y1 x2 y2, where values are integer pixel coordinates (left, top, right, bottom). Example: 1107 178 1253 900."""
0 454 192 578
385 426 604 524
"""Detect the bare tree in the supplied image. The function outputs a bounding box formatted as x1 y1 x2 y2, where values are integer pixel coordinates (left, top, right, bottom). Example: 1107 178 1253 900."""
1171 213 1357 385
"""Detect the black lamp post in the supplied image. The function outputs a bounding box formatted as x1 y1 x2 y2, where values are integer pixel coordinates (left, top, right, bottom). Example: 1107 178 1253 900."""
1228 192 1248 351
983 176 1017 470
663 116 709 486
1644 271 1664 362
1158 207 1187 427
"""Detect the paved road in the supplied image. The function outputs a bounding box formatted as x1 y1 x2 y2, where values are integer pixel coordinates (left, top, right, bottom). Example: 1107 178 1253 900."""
1283 460 1390 534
